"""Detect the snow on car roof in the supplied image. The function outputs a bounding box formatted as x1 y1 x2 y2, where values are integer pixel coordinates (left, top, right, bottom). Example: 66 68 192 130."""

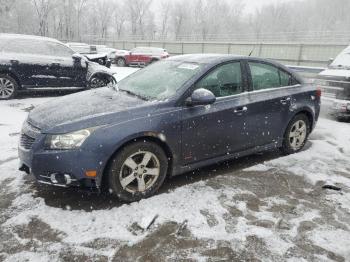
0 33 61 44
168 54 244 64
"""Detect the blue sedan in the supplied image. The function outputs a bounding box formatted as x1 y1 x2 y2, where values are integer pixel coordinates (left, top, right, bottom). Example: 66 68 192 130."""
19 54 321 202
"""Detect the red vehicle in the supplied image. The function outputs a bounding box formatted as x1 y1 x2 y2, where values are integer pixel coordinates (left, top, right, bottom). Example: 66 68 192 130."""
115 47 169 67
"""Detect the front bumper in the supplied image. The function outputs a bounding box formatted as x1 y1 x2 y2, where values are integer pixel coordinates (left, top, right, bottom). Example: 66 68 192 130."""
18 133 105 189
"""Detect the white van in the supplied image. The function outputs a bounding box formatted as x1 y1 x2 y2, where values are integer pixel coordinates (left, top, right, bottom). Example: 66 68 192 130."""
317 45 350 120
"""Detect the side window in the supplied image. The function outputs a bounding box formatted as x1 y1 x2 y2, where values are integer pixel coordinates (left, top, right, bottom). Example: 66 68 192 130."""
280 70 291 86
3 39 51 56
46 42 74 57
249 62 296 90
132 48 143 54
195 62 243 98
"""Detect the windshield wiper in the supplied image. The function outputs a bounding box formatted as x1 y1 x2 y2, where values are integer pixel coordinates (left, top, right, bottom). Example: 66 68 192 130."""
119 88 149 101
331 64 350 70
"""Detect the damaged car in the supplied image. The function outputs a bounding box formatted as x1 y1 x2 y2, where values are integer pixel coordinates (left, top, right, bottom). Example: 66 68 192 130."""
0 34 116 100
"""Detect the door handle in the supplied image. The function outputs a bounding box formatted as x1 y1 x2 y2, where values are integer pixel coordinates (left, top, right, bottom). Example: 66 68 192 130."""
234 106 248 114
280 97 291 105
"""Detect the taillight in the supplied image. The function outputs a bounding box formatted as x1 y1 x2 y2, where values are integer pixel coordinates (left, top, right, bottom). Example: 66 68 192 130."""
316 88 322 98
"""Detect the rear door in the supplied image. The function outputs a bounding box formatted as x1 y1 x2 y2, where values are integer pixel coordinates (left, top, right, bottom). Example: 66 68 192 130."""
243 60 298 148
181 61 250 164
128 48 142 64
138 48 153 64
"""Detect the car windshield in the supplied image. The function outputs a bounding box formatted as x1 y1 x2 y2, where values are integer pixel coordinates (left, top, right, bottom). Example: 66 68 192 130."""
116 60 203 100
330 47 350 69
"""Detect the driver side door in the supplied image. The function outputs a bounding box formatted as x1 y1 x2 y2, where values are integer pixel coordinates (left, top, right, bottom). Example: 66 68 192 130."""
181 61 250 164
46 42 87 87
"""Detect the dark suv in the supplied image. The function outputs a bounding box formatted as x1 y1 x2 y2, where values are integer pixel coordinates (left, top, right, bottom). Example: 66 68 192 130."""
19 54 321 202
0 34 115 100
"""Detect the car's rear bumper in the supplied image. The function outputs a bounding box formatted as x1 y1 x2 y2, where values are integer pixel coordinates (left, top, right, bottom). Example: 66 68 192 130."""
329 99 350 119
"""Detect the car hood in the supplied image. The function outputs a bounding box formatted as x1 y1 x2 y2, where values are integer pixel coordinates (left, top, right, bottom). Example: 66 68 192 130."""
319 69 350 80
28 87 153 132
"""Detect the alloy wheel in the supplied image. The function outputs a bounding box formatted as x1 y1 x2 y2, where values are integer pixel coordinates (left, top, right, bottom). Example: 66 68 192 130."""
289 120 307 150
119 151 160 193
0 77 15 99
89 77 106 89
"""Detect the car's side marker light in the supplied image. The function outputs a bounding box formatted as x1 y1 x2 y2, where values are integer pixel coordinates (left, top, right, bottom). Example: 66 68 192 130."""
86 171 97 177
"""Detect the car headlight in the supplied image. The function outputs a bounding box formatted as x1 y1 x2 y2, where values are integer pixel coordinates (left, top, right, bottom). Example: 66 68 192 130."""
45 128 96 150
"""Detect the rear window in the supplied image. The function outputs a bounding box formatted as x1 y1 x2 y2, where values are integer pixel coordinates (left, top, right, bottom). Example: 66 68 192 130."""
249 62 297 90
151 49 165 55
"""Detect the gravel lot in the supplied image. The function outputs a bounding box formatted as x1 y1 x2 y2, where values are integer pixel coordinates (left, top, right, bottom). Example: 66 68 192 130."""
0 68 349 262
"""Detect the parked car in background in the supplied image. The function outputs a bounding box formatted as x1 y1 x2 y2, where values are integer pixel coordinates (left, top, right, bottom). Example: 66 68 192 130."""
315 45 350 120
115 47 169 67
0 34 116 100
66 42 111 68
19 54 320 202
95 45 117 61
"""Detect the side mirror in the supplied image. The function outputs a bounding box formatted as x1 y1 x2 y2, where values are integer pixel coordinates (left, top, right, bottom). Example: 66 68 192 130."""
186 88 216 106
328 58 334 65
72 53 83 61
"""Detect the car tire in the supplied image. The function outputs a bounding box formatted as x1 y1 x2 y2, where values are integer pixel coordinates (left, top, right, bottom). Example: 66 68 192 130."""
0 74 18 100
87 76 107 89
281 114 310 155
116 57 126 67
149 59 159 65
107 141 168 202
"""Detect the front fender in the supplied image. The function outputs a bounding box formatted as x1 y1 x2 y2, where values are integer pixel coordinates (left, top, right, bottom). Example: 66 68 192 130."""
83 108 182 185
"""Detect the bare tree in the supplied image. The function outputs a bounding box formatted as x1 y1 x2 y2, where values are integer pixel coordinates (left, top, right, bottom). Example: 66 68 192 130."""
76 0 89 40
32 0 54 36
159 0 171 39
171 0 188 40
125 0 153 38
1 0 349 43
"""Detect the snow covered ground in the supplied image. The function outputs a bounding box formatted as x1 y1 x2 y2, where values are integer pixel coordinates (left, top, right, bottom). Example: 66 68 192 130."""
0 67 349 261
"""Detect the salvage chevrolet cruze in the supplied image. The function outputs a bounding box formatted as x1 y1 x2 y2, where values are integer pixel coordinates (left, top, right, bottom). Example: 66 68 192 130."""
19 54 321 202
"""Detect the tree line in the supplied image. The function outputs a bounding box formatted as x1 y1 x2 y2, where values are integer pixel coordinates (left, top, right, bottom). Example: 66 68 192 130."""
0 0 349 43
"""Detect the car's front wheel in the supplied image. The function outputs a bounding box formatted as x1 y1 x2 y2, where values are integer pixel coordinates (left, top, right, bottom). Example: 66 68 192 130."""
107 141 168 202
88 77 108 89
281 114 310 155
0 74 18 100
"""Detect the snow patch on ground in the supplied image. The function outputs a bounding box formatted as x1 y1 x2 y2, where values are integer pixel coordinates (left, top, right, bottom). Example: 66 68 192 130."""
309 228 350 257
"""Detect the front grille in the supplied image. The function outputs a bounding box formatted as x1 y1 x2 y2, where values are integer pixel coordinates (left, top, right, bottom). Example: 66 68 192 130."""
20 120 42 151
20 133 36 150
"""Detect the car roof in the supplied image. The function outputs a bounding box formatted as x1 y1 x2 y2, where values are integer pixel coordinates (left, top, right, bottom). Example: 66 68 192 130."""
66 42 89 46
168 54 290 67
134 46 165 50
168 54 247 64
168 54 303 82
0 33 62 44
